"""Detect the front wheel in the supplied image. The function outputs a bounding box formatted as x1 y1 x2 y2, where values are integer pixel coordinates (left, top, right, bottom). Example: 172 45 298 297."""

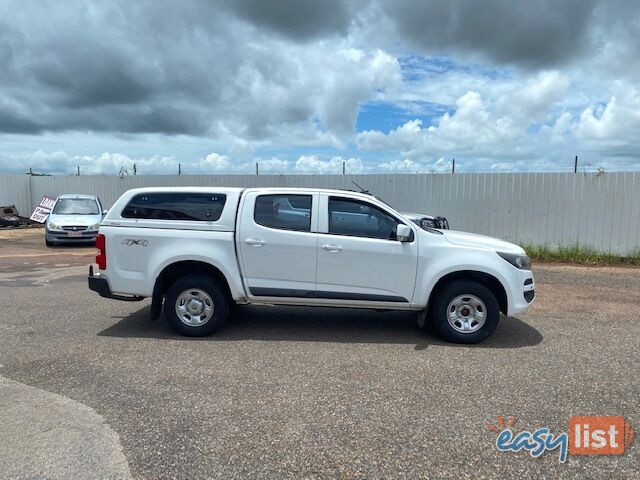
164 274 230 336
430 281 500 344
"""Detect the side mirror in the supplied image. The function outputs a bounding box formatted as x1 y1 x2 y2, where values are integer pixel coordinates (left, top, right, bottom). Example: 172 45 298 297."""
102 210 108 215
396 224 412 242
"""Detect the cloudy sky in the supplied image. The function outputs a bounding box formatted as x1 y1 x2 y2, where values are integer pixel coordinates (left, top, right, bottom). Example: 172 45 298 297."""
1 0 639 175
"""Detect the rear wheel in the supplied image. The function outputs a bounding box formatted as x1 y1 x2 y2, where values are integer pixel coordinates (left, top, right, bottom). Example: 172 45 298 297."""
164 274 230 336
430 281 500 344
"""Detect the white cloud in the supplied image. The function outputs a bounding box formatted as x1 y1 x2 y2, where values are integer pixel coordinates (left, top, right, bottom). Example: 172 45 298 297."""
495 71 570 124
378 158 428 173
201 153 234 172
358 71 571 160
0 151 258 175
0 151 372 175
294 155 365 174
577 82 640 148
256 157 290 174
0 151 181 176
320 49 402 133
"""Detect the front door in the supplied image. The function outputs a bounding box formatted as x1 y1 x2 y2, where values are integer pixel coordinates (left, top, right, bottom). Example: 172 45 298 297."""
316 194 418 304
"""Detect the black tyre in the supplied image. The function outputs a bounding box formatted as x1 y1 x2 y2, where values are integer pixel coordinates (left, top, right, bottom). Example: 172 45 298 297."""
45 238 55 247
164 274 230 336
430 281 500 344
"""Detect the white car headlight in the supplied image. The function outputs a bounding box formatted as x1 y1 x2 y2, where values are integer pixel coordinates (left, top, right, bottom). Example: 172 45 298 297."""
47 222 61 231
90 223 101 231
497 252 532 270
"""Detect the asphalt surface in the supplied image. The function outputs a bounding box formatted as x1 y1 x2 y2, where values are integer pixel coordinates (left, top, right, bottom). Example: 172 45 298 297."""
0 228 638 479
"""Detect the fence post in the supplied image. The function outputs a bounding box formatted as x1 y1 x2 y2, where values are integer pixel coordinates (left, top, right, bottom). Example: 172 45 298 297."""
574 155 578 173
178 163 181 175
28 169 33 212
452 158 456 174
256 162 259 175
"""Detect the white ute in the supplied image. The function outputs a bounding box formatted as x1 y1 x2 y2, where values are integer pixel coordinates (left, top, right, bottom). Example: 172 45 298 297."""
88 187 535 343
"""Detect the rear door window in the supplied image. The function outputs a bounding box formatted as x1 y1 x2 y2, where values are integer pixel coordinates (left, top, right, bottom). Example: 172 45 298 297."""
254 194 312 232
121 193 227 221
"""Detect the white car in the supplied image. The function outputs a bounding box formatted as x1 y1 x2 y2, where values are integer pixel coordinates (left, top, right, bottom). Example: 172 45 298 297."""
88 187 535 343
45 194 106 246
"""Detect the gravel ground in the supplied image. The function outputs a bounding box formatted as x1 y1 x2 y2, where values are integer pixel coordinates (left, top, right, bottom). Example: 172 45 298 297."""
0 229 638 479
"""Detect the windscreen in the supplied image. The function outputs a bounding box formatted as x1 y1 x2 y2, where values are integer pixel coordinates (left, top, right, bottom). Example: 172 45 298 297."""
53 198 100 215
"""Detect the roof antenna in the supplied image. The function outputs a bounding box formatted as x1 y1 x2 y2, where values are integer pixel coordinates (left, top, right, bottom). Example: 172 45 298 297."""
351 180 369 194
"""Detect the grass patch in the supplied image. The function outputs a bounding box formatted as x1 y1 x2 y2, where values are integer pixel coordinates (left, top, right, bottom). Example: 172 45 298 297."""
522 243 640 266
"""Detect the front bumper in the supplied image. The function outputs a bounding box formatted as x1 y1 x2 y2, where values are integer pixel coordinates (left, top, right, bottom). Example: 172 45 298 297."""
508 269 535 315
88 266 144 302
47 230 98 243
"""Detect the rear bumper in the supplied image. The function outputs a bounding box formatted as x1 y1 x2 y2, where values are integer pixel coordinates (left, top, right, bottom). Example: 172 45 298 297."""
88 266 144 302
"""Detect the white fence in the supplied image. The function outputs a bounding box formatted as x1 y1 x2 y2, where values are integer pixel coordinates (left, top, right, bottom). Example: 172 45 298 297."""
0 174 31 216
1 172 638 255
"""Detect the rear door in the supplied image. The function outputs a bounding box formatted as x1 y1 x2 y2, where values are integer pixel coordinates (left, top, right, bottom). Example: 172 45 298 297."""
237 190 319 298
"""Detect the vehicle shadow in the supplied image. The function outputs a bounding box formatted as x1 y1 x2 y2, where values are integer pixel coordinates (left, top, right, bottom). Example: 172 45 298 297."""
98 304 543 349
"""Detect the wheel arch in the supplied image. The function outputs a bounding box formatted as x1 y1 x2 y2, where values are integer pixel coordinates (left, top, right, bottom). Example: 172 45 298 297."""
427 270 508 315
154 260 233 301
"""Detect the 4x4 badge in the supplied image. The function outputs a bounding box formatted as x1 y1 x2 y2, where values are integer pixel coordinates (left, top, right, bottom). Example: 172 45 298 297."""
121 239 148 247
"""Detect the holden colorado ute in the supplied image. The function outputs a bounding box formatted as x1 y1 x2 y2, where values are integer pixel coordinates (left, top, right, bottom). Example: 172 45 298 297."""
88 187 535 343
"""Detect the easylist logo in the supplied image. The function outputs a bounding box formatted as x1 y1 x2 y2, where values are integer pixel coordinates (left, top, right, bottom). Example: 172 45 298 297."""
488 415 635 462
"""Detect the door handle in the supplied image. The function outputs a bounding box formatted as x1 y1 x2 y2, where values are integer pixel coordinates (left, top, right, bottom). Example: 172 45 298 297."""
245 238 265 247
322 244 342 252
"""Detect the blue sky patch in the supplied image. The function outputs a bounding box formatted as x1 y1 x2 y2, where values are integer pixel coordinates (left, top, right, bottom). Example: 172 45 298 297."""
356 101 454 133
398 54 509 82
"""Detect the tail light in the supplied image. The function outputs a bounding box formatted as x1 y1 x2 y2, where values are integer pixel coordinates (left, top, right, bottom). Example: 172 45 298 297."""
96 233 106 270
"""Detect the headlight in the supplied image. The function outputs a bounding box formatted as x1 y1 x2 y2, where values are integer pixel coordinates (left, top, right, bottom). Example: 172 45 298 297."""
410 218 435 230
497 252 531 270
420 218 436 229
47 222 61 231
90 223 101 231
